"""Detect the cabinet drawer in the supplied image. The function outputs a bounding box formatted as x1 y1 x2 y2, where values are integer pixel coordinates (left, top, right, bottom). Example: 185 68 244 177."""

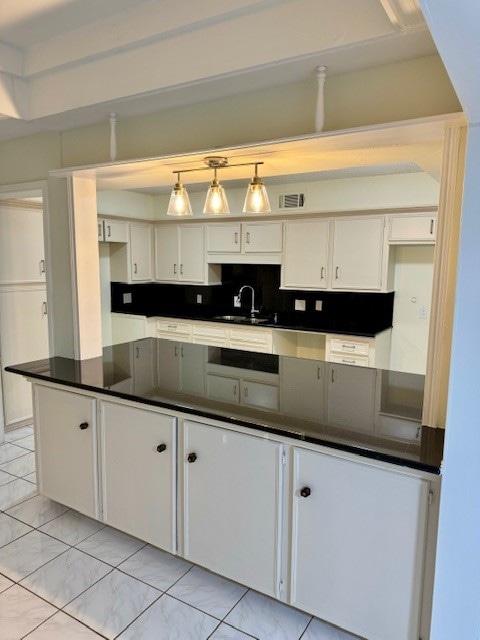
329 338 370 357
156 320 191 337
229 327 272 345
329 354 369 367
193 323 229 340
389 214 436 244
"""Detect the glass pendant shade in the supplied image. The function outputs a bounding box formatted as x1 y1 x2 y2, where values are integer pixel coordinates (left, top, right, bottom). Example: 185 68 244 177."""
167 179 192 216
243 175 271 213
203 174 230 214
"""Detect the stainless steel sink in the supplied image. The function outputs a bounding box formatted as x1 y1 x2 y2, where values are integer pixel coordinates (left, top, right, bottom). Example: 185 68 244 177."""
212 315 270 324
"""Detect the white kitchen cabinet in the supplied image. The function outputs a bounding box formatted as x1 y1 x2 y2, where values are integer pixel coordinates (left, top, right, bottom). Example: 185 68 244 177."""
111 313 148 345
206 364 279 411
206 373 239 403
155 224 221 284
326 363 376 433
388 213 437 244
98 218 128 243
156 340 182 391
282 219 330 289
290 447 429 640
241 379 279 411
156 340 205 395
206 221 282 264
130 223 153 281
332 216 386 290
0 288 49 427
280 357 324 421
182 420 283 597
34 384 98 518
191 321 229 347
155 317 193 342
0 206 46 284
229 325 273 353
133 339 156 394
100 401 176 551
325 331 391 369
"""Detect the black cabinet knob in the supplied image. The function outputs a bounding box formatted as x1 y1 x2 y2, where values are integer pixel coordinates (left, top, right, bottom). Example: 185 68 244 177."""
300 486 311 498
187 452 197 463
156 444 167 453
79 422 89 430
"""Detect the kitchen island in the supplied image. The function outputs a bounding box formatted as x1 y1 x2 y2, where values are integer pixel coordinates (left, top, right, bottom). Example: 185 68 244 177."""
6 337 443 640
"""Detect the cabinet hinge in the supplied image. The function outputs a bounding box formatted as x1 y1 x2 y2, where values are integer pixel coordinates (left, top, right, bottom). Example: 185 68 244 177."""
428 490 434 505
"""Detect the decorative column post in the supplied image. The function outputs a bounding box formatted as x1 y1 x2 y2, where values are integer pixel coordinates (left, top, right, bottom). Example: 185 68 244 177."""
315 66 327 133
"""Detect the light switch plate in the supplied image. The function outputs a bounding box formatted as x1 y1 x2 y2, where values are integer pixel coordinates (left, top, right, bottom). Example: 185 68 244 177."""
196 294 202 304
123 293 132 304
315 300 323 311
295 299 306 311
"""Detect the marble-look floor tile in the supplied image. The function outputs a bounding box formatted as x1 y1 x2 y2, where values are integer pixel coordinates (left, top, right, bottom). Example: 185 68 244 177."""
0 530 68 581
118 594 218 640
64 569 160 639
21 548 112 608
0 442 31 465
39 509 105 546
0 584 56 640
76 526 146 566
4 426 34 442
0 574 14 594
225 591 311 640
23 611 104 639
169 566 247 619
6 494 69 527
13 434 35 451
24 472 37 484
0 469 16 486
0 512 33 548
301 618 360 640
0 477 37 510
0 451 36 478
119 544 192 591
210 623 258 639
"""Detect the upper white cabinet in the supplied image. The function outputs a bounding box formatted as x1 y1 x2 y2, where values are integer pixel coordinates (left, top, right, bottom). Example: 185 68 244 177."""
290 446 430 640
0 206 46 284
388 212 437 244
100 401 176 552
332 216 386 290
109 222 153 283
207 221 283 264
182 420 284 597
34 385 98 518
98 218 128 243
155 224 221 285
282 219 329 289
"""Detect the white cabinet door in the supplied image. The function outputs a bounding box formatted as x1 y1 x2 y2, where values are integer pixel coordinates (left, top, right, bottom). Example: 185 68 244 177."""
155 225 179 281
182 420 283 597
0 289 49 427
0 207 45 283
130 224 153 281
34 385 98 518
326 364 376 433
133 339 156 394
179 225 205 282
206 223 241 253
241 380 279 411
280 358 324 421
332 217 385 290
180 343 206 396
156 340 181 390
282 219 329 289
243 222 283 253
290 447 429 640
205 374 239 403
389 213 437 244
100 401 176 552
103 219 128 243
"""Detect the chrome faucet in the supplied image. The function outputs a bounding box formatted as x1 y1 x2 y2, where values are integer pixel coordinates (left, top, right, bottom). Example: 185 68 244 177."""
236 285 259 318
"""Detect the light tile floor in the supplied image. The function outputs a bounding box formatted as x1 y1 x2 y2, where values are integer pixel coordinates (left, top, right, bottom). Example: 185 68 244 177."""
0 426 359 639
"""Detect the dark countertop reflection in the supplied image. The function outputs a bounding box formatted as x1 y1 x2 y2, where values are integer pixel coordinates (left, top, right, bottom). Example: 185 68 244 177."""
6 338 443 474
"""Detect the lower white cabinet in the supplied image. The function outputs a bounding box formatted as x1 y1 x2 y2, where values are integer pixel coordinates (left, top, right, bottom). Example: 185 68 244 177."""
182 420 283 597
100 401 176 552
280 357 324 421
34 385 98 518
290 447 429 640
326 363 376 434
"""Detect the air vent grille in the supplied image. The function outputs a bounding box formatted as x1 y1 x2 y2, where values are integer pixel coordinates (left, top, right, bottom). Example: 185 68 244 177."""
279 193 306 209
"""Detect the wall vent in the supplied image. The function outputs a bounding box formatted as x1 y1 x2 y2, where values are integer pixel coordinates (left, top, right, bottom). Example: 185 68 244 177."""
279 193 306 209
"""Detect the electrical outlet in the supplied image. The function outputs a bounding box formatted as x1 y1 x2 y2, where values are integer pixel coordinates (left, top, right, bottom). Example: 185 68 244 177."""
196 294 202 304
315 300 323 311
419 305 428 320
294 299 306 311
123 293 132 304
234 295 241 308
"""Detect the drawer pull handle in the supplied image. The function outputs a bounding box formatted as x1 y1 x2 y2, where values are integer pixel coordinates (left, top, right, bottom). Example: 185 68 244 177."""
331 369 335 383
342 344 356 350
134 263 138 274
342 358 356 364
180 264 183 275
317 366 321 380
320 266 325 280
300 487 311 498
156 444 167 453
430 219 434 235
79 422 89 430
244 386 248 397
246 232 250 243
335 267 340 279
107 225 111 237
234 232 239 244
39 259 46 275
173 263 177 274
168 325 177 330
187 452 197 463
42 301 48 316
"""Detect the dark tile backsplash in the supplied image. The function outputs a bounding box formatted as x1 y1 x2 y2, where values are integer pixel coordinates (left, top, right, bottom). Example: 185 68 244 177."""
111 264 394 335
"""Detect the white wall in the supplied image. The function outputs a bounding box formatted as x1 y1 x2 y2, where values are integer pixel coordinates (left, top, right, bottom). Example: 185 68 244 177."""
97 190 154 219
389 246 435 374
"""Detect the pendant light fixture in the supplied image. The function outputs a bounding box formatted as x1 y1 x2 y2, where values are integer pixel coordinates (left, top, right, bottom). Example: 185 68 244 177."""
166 156 270 216
243 163 271 213
166 172 192 216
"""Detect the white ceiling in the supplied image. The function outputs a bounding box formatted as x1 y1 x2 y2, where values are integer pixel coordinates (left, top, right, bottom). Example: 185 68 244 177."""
0 0 437 141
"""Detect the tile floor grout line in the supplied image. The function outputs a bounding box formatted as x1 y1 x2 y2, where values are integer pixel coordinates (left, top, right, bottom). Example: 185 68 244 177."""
111 589 164 639
297 615 314 639
60 608 110 639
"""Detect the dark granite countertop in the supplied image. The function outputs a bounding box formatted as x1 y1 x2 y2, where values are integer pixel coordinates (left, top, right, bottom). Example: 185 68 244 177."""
5 338 443 474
